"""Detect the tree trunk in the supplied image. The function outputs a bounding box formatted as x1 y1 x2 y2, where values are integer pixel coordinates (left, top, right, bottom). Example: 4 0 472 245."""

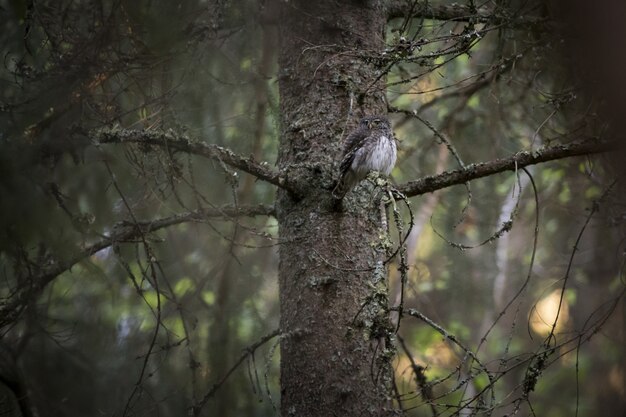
276 1 395 415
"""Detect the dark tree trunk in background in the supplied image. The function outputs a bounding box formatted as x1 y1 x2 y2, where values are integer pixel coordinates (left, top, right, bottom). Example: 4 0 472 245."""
276 1 395 415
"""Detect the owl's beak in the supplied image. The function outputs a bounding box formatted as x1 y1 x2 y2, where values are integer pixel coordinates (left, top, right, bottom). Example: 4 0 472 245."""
366 120 373 129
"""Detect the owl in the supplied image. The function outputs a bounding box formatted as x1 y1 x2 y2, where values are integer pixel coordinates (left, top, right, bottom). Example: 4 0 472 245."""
332 115 397 199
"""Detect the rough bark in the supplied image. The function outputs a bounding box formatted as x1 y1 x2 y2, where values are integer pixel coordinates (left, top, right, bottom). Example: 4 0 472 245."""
276 1 396 416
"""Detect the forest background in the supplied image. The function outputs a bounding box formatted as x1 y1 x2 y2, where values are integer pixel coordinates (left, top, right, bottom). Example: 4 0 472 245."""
1 1 625 416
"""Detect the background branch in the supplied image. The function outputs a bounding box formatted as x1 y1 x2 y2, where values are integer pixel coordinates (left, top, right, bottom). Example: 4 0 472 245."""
95 129 295 194
0 204 275 328
386 1 545 25
191 328 282 416
397 139 615 197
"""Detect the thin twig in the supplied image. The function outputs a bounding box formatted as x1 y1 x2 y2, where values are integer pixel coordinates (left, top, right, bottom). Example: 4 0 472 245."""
191 329 282 416
0 204 275 328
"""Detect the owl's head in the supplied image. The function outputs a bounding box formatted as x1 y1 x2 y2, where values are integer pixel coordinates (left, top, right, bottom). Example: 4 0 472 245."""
360 115 390 130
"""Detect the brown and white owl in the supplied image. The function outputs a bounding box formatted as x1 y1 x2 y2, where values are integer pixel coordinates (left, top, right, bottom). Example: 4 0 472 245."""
332 115 397 199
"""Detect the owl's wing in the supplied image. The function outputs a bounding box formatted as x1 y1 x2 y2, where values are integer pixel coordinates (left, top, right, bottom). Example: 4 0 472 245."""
338 127 369 177
333 126 370 198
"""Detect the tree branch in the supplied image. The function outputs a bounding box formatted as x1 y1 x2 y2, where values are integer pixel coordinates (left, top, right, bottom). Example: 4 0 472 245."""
386 1 545 25
95 128 296 194
191 328 282 416
0 204 275 328
397 139 615 197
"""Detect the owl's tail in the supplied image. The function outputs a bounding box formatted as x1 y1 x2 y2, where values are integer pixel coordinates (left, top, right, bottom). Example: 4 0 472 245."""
332 172 355 199
332 180 348 199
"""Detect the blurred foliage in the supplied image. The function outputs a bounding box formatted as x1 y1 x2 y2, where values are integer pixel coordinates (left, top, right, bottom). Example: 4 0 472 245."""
0 0 625 416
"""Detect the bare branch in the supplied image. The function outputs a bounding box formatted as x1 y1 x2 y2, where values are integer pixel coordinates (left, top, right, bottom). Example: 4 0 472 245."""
391 53 521 117
397 139 615 197
386 1 545 25
0 204 275 328
190 328 288 416
95 128 297 194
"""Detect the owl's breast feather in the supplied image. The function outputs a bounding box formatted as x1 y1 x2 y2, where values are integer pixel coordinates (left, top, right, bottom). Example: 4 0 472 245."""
351 135 397 177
